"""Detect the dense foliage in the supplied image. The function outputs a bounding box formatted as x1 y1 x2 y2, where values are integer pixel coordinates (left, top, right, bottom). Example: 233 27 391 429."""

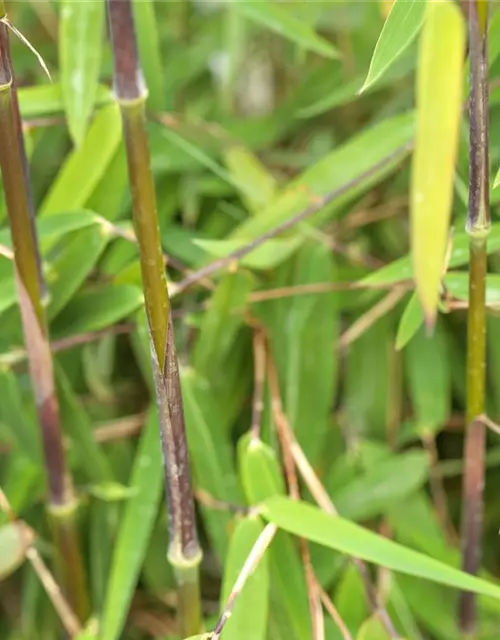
2 1 500 639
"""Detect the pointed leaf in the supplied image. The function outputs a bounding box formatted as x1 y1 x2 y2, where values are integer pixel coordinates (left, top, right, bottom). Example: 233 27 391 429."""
411 0 465 324
234 0 338 58
262 497 500 600
59 0 105 145
101 407 163 640
361 0 426 93
0 522 31 580
396 292 425 350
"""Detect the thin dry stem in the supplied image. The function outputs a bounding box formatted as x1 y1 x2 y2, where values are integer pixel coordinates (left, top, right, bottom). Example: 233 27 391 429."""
267 356 324 640
212 523 278 640
318 583 354 640
339 285 408 349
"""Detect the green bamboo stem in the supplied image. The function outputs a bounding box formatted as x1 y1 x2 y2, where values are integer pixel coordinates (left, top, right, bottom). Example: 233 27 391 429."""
459 0 490 635
106 1 202 636
0 7 89 624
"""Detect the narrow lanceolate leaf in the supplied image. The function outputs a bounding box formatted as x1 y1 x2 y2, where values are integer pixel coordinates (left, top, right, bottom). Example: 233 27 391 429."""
361 0 426 93
220 516 269 640
494 166 500 189
233 0 338 58
59 0 105 146
262 497 500 601
101 407 164 640
411 0 465 326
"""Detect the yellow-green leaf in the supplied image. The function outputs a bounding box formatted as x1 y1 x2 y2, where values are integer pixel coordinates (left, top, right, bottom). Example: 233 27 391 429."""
411 0 465 325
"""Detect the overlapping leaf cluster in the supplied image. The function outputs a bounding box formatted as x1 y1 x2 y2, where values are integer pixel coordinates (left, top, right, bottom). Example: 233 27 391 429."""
2 1 500 640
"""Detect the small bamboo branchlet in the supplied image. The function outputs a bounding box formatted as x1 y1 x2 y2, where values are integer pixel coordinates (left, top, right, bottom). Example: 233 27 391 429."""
106 1 202 636
459 0 490 635
0 1 89 624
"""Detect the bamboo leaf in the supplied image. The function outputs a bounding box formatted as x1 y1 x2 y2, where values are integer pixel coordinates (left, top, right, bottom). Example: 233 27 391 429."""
181 368 241 561
17 84 112 119
232 112 414 241
55 363 113 483
411 0 465 325
40 104 122 215
194 237 302 270
238 435 309 640
47 226 110 320
220 515 269 640
494 165 500 189
404 322 451 433
52 284 143 337
234 0 338 58
396 293 425 351
193 271 254 377
59 0 105 146
261 496 500 600
362 223 500 287
445 273 500 305
361 0 426 93
101 406 164 640
333 451 429 521
132 0 166 111
224 146 278 214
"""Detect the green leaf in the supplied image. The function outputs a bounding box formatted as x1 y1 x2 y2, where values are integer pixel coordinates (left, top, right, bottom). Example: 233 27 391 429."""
238 435 309 640
224 146 278 214
0 522 29 580
101 406 164 640
410 0 465 324
333 451 429 521
17 84 112 120
261 496 500 600
47 226 110 320
357 615 399 640
494 165 500 189
362 223 500 287
234 0 338 58
193 271 253 377
445 272 500 305
395 293 425 350
40 104 122 215
194 237 302 270
264 243 339 466
88 482 138 502
404 322 451 433
132 0 166 111
361 0 426 93
59 0 105 146
220 515 269 640
232 112 414 241
52 284 143 337
238 434 286 504
56 363 113 483
181 368 241 561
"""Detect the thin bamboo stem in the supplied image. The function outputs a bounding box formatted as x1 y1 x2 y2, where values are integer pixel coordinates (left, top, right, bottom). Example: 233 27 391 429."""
0 8 90 621
459 1 490 635
106 1 202 635
0 4 89 624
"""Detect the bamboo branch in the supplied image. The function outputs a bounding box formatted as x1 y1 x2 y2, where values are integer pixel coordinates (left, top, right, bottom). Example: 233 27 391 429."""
106 1 202 635
459 1 490 635
0 3 89 622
